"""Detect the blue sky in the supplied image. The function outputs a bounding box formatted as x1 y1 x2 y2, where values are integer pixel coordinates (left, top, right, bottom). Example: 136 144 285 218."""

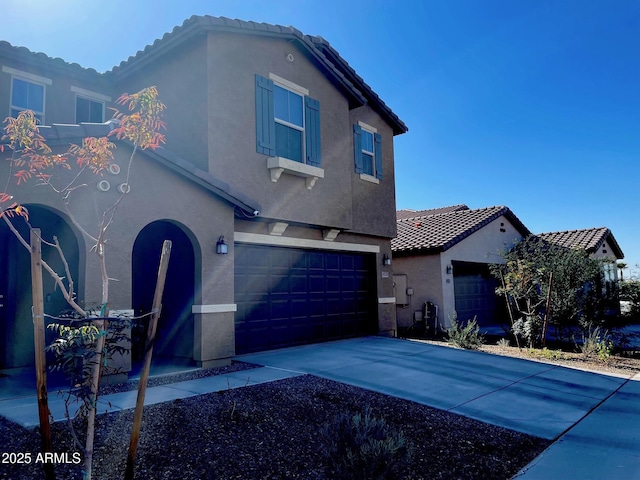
4 0 640 273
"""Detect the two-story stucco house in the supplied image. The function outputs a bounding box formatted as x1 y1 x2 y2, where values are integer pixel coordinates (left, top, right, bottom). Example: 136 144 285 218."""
0 16 407 374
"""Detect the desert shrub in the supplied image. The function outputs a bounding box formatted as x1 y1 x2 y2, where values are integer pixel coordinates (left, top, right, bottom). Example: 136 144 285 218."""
512 315 543 348
527 347 567 361
447 315 484 350
580 327 614 362
320 405 410 480
496 338 511 348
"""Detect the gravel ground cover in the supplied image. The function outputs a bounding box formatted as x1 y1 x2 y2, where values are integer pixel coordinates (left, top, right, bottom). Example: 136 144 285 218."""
0 364 548 480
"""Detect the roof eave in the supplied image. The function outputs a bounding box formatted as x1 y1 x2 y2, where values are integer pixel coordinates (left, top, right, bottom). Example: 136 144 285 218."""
107 16 367 107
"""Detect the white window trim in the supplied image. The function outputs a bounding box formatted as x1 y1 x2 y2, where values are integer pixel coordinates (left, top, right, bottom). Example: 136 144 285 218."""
270 73 308 164
267 156 324 190
357 121 378 179
74 93 106 123
358 120 377 133
6 68 49 123
269 73 309 96
70 86 111 103
359 173 380 184
2 66 52 85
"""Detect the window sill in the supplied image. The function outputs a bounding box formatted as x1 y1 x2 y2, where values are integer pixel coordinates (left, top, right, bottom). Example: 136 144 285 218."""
267 157 324 190
359 173 380 184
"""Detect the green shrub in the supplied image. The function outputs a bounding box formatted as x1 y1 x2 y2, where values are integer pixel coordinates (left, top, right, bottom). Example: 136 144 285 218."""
527 347 567 361
320 405 410 480
512 315 543 348
580 327 614 362
446 315 484 350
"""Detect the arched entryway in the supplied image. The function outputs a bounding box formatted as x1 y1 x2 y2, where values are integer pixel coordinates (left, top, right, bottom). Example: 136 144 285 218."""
132 221 195 366
0 205 81 369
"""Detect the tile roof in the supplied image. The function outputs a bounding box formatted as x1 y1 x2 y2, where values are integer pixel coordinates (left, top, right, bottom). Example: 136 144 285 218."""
536 228 624 259
0 121 260 216
396 205 469 220
0 16 407 135
392 206 530 254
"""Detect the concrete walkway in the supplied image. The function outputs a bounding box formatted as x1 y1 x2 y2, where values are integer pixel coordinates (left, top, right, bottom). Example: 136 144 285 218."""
0 366 302 429
1 336 639 478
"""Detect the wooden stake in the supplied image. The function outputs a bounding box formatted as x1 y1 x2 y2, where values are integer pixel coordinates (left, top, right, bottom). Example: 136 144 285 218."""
125 240 172 480
31 229 55 480
541 271 553 347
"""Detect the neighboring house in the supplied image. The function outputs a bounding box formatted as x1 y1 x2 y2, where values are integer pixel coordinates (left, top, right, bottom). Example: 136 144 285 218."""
537 227 624 301
392 205 529 331
0 16 407 373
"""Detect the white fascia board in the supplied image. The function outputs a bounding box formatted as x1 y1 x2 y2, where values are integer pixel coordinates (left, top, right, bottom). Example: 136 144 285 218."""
234 232 380 253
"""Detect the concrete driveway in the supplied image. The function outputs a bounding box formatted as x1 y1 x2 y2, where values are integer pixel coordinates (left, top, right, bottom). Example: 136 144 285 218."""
239 336 640 479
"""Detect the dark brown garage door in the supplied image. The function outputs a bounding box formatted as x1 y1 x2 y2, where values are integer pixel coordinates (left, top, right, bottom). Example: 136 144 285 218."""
234 244 377 354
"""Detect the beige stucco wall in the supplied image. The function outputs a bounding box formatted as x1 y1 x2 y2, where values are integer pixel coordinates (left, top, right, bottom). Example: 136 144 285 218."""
110 36 210 172
393 254 444 329
0 143 239 368
1 29 403 367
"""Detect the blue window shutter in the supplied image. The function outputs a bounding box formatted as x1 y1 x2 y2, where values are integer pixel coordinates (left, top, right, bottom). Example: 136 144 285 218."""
374 133 383 180
255 75 275 156
353 124 363 173
305 96 321 167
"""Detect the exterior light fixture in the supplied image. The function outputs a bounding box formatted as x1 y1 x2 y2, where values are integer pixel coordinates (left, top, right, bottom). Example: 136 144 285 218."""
446 265 453 275
216 236 228 255
382 254 392 266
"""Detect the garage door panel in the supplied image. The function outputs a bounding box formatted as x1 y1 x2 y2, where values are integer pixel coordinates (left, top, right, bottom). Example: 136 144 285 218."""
235 244 376 354
308 251 324 269
454 270 499 327
291 274 308 293
308 275 325 293
326 254 341 270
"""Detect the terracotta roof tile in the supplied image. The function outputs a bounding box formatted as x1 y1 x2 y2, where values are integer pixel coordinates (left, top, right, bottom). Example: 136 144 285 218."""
392 206 530 254
536 227 624 259
1 16 406 134
396 205 469 220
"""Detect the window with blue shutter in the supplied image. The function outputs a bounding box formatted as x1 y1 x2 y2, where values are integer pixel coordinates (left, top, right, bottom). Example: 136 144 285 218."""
255 74 321 166
354 122 383 181
374 132 383 180
255 75 275 156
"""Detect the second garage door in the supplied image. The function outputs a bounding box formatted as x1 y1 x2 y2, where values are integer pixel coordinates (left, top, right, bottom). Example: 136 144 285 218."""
453 261 501 327
235 244 377 354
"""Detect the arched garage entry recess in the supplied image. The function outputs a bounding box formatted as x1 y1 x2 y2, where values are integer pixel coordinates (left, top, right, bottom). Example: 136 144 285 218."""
132 221 196 366
0 205 81 369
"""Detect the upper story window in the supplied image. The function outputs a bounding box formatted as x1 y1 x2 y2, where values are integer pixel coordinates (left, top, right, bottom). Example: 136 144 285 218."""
71 86 110 123
274 84 304 163
255 74 321 168
76 96 104 123
3 67 51 124
353 121 383 181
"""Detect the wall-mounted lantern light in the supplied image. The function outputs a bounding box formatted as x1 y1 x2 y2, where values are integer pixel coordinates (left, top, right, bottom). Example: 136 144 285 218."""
382 254 392 266
216 236 228 255
446 265 453 275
